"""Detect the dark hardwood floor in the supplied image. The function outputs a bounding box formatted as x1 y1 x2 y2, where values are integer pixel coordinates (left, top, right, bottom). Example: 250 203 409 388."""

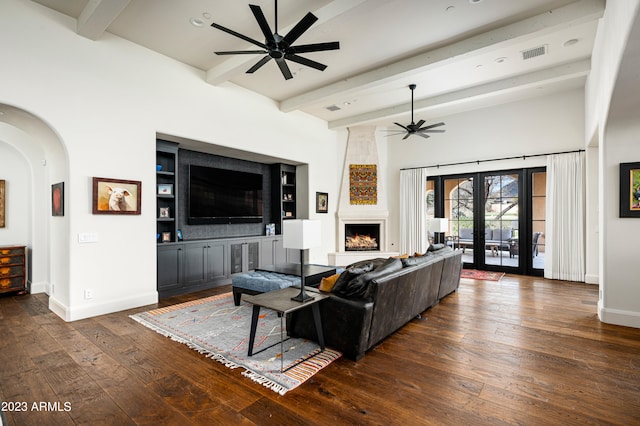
1 275 639 425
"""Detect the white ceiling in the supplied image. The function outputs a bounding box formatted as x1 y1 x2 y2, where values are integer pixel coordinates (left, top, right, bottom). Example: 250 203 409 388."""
30 0 604 132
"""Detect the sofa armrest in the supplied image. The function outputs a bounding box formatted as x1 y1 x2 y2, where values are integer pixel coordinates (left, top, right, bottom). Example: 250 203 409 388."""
287 294 374 361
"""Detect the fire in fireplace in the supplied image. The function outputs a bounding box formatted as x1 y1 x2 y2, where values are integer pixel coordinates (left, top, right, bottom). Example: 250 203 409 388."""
345 224 380 251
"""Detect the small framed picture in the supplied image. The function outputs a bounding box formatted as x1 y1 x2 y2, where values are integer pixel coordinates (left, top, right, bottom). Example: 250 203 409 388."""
316 192 328 213
177 229 183 241
51 182 64 216
159 207 170 218
92 177 141 215
157 184 173 196
620 162 640 217
161 232 171 242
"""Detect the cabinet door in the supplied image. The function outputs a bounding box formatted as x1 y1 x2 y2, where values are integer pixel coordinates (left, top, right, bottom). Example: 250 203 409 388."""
246 241 260 271
206 241 227 281
261 237 287 266
157 245 182 291
183 243 207 287
229 243 243 274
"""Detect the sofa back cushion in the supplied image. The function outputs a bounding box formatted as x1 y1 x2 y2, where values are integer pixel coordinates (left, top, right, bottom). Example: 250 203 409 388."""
459 228 473 240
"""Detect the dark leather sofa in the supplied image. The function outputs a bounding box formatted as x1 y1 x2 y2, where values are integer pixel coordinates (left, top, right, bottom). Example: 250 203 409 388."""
288 247 463 361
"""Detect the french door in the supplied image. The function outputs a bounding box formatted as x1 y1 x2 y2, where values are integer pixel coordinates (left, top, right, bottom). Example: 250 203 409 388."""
428 167 545 275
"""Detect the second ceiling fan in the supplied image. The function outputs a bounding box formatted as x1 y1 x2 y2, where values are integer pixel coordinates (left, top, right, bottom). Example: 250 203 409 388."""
210 1 340 80
392 84 446 140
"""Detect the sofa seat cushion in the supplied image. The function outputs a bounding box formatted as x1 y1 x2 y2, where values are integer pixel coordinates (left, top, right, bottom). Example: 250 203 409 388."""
231 270 300 292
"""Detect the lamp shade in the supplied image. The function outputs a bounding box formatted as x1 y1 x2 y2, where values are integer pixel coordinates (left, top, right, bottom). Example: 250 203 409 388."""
428 218 449 233
283 219 322 250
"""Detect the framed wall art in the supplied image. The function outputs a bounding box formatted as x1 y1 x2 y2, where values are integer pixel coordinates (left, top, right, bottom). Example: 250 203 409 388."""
92 177 141 215
316 192 328 213
157 184 173 196
619 162 640 218
51 182 64 216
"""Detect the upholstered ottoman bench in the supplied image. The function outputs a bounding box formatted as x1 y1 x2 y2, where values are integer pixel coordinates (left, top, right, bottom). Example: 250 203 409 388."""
231 270 301 306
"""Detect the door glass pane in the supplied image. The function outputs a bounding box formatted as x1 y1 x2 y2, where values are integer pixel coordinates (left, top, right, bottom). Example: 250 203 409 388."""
426 179 435 243
484 174 519 267
532 171 546 270
445 177 474 264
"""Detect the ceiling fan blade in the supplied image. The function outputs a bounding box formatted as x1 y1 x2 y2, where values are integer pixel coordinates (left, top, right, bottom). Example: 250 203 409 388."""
246 55 272 73
215 50 267 55
402 133 411 140
394 122 410 132
275 58 293 80
420 122 446 130
418 129 446 133
290 41 340 54
415 119 425 128
249 4 276 45
282 12 318 45
286 54 327 71
210 22 268 49
416 133 431 139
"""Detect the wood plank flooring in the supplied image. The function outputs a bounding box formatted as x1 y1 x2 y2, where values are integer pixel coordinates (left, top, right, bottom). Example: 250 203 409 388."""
1 275 639 425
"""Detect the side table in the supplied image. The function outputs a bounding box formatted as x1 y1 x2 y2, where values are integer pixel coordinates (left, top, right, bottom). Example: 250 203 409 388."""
243 286 328 373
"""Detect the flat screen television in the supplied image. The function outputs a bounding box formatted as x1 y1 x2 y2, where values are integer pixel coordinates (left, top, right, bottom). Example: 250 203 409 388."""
188 164 263 224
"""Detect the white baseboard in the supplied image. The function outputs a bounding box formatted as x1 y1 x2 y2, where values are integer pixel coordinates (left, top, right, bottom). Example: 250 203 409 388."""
49 292 158 322
584 274 599 285
598 301 640 328
29 280 49 294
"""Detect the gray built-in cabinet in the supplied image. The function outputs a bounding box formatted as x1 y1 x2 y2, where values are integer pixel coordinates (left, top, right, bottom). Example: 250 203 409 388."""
156 139 299 298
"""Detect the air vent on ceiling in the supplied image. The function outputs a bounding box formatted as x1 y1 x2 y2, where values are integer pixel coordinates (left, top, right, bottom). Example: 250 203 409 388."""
325 105 342 112
521 45 547 60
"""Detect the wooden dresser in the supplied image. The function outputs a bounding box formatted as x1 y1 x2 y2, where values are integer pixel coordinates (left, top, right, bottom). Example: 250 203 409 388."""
0 245 27 294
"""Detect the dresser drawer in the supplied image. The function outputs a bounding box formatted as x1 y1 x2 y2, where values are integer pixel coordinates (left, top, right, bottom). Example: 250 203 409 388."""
0 255 24 266
0 247 24 256
0 277 24 291
0 265 23 277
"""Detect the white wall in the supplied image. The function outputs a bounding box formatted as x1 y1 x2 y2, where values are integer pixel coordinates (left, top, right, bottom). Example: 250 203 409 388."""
385 89 586 251
0 141 30 248
0 0 339 320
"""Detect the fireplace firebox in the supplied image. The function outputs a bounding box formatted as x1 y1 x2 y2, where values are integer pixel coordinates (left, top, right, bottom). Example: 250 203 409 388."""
345 224 380 251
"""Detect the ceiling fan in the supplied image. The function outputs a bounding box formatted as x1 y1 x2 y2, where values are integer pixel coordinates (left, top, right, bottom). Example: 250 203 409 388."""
391 84 446 140
210 1 340 80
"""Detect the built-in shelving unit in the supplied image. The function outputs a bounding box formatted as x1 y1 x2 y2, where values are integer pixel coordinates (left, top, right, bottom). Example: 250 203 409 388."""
156 140 178 243
271 163 296 234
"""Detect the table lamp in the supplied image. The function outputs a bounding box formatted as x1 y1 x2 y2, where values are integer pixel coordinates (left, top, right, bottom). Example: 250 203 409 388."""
428 218 448 244
283 219 322 302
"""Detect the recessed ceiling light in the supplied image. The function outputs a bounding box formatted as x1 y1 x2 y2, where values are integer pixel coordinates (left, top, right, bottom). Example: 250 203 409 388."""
563 38 579 47
446 6 456 12
190 17 205 27
202 12 212 20
469 0 483 4
495 57 508 63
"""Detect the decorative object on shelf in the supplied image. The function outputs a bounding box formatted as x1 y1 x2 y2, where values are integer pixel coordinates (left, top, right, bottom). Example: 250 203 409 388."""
387 84 446 140
51 182 64 216
161 232 171 243
159 207 170 218
349 164 377 205
619 162 640 217
265 223 275 236
283 219 322 302
157 183 173 196
176 229 183 241
0 179 5 228
210 0 340 80
156 164 162 171
316 192 328 213
92 177 141 215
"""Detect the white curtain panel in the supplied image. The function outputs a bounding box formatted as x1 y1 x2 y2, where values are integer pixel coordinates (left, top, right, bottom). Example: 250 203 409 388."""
545 152 585 281
400 168 429 255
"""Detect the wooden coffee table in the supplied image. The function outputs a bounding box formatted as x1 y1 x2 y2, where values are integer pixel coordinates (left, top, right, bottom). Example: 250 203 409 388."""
243 286 328 372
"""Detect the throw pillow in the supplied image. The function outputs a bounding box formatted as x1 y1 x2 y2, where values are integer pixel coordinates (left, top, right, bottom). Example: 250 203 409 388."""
319 273 341 292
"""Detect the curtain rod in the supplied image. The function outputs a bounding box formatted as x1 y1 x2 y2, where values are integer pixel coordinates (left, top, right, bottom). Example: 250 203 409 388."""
400 149 585 171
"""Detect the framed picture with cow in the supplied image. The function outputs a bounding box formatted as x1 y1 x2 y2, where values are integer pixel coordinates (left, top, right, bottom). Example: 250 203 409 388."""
92 177 141 215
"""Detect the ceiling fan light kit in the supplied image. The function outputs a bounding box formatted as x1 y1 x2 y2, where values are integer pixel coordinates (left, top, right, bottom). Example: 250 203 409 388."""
391 84 446 140
210 1 340 80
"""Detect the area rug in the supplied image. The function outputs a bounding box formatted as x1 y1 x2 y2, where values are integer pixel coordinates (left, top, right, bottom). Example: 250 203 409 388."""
130 293 341 395
460 269 505 281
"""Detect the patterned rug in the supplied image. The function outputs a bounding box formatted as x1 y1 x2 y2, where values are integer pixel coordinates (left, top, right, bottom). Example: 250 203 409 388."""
130 293 340 395
460 269 505 281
